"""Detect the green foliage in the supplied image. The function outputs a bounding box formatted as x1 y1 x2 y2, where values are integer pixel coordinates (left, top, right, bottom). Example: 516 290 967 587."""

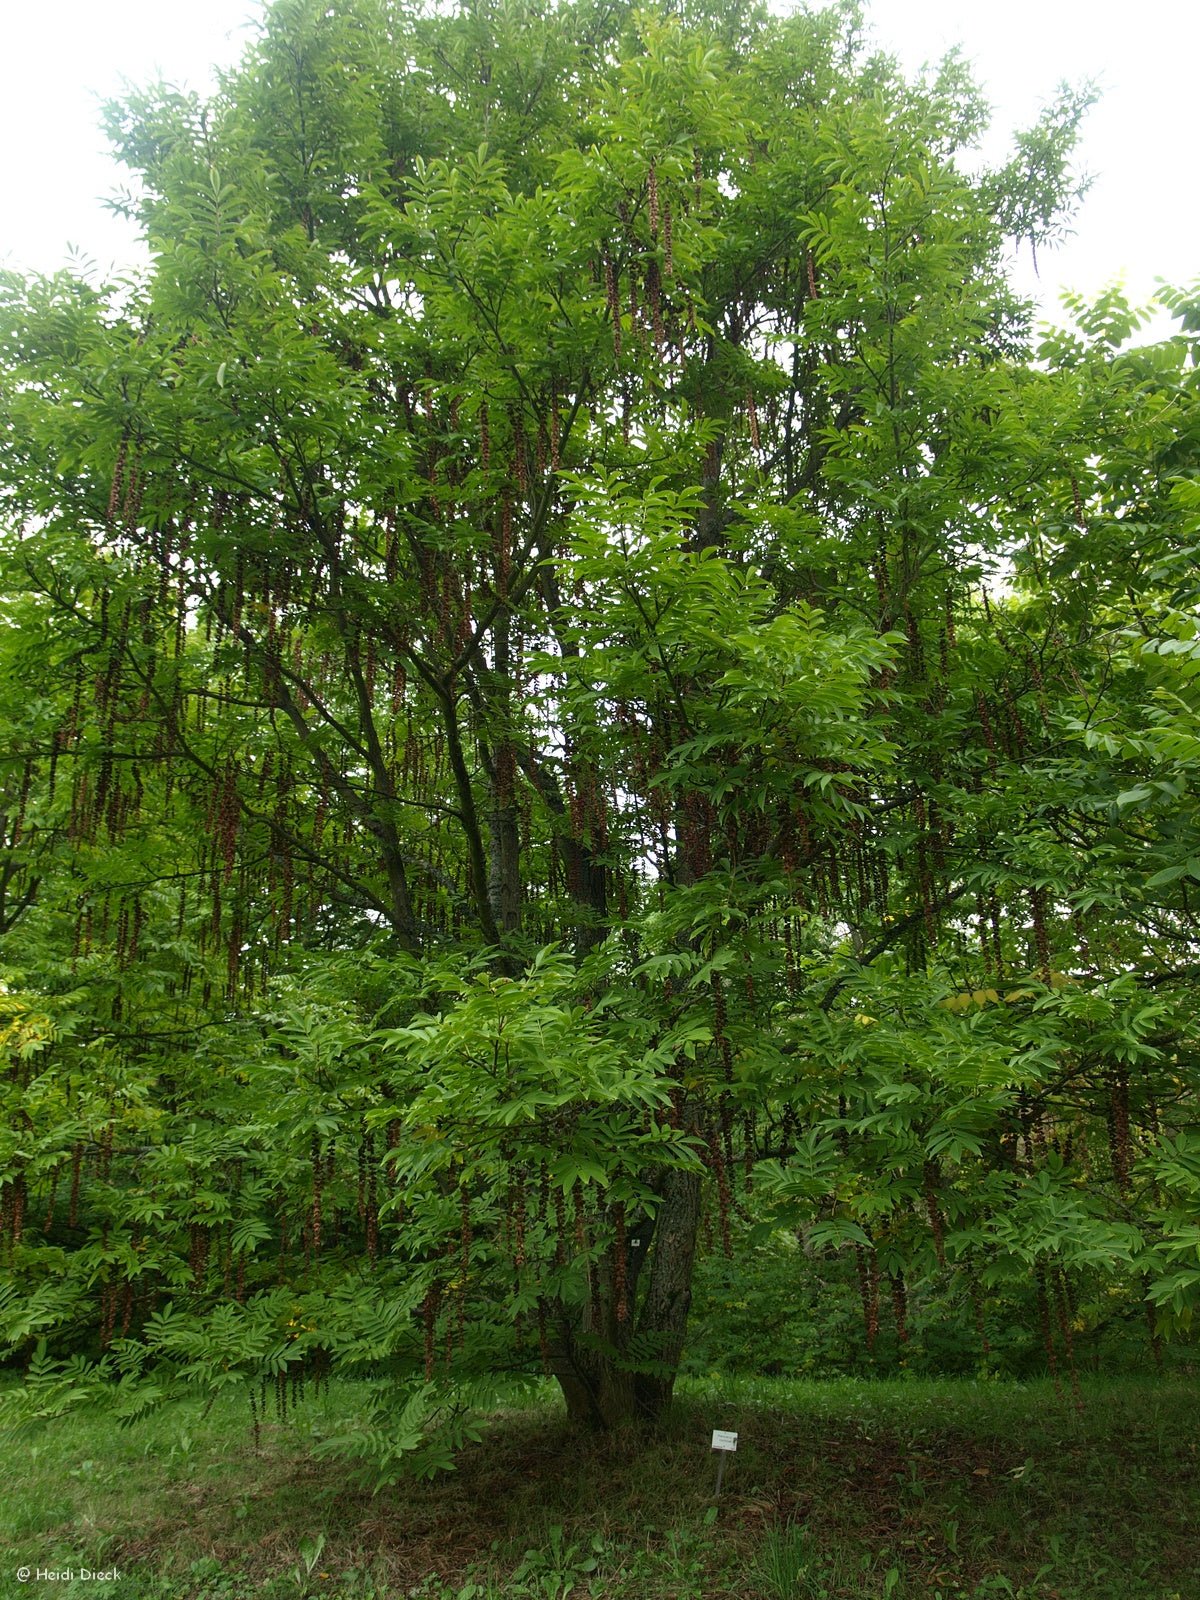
0 0 1198 1479
686 1225 1182 1381
308 1376 527 1489
510 1524 610 1599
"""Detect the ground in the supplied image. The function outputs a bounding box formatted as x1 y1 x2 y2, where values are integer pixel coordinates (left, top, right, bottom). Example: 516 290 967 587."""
1 1376 1196 1599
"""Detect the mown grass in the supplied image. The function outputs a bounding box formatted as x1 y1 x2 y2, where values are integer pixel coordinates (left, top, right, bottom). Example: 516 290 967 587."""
1 1374 1196 1599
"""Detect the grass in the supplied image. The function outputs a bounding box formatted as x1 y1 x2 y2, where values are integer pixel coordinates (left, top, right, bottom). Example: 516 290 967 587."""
0 1374 1196 1599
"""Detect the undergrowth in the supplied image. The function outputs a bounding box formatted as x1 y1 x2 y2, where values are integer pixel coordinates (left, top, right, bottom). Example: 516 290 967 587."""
0 1375 1195 1600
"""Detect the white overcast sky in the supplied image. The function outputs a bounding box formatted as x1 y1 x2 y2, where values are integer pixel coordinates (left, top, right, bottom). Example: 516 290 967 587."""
1 0 1196 326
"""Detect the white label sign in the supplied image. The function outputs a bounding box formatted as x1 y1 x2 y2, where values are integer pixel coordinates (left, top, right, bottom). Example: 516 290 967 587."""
711 1430 739 1452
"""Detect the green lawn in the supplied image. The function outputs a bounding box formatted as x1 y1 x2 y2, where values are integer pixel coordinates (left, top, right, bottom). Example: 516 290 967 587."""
1 1376 1196 1599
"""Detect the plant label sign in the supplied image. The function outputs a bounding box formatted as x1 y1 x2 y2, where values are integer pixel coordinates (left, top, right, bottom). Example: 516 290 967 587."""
711 1430 739 1452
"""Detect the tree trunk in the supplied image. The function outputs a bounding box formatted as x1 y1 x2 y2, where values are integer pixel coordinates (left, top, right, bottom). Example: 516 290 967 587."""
552 1164 701 1430
487 785 522 935
631 1164 701 1422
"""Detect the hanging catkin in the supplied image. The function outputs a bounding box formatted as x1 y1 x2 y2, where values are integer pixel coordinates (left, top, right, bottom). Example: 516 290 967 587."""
41 1163 61 1234
106 435 129 527
68 1142 83 1228
513 1170 527 1268
1109 1068 1131 1192
923 1160 946 1267
310 1135 323 1253
612 1201 628 1322
605 256 621 360
706 1123 733 1257
854 1244 879 1354
1030 887 1051 981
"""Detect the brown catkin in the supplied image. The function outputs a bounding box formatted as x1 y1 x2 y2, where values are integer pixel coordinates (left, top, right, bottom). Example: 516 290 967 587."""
648 259 664 349
746 390 760 452
513 414 528 496
924 1161 946 1267
41 1164 61 1234
1030 887 1051 981
711 974 732 1083
854 1245 878 1354
549 386 561 469
605 256 621 360
612 1201 628 1322
706 1125 733 1257
68 1143 83 1228
106 437 128 527
310 1137 323 1253
460 1180 472 1301
976 694 998 772
365 1135 379 1265
8 1174 25 1249
1110 1069 1131 1193
513 1171 527 1268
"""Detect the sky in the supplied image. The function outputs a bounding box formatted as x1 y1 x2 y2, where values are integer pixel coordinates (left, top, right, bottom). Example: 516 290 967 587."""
1 0 1196 327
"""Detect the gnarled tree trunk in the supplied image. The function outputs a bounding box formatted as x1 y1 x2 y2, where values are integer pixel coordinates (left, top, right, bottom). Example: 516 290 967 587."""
553 1164 701 1430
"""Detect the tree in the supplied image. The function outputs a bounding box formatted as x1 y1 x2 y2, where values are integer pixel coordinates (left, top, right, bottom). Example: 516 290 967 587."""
1 0 1198 1459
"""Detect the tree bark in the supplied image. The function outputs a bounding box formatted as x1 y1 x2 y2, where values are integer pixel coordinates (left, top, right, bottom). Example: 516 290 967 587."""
487 783 522 935
631 1164 701 1422
552 1164 701 1430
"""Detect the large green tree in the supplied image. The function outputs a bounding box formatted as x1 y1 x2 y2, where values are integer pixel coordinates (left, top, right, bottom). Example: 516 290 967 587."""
2 0 1198 1458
